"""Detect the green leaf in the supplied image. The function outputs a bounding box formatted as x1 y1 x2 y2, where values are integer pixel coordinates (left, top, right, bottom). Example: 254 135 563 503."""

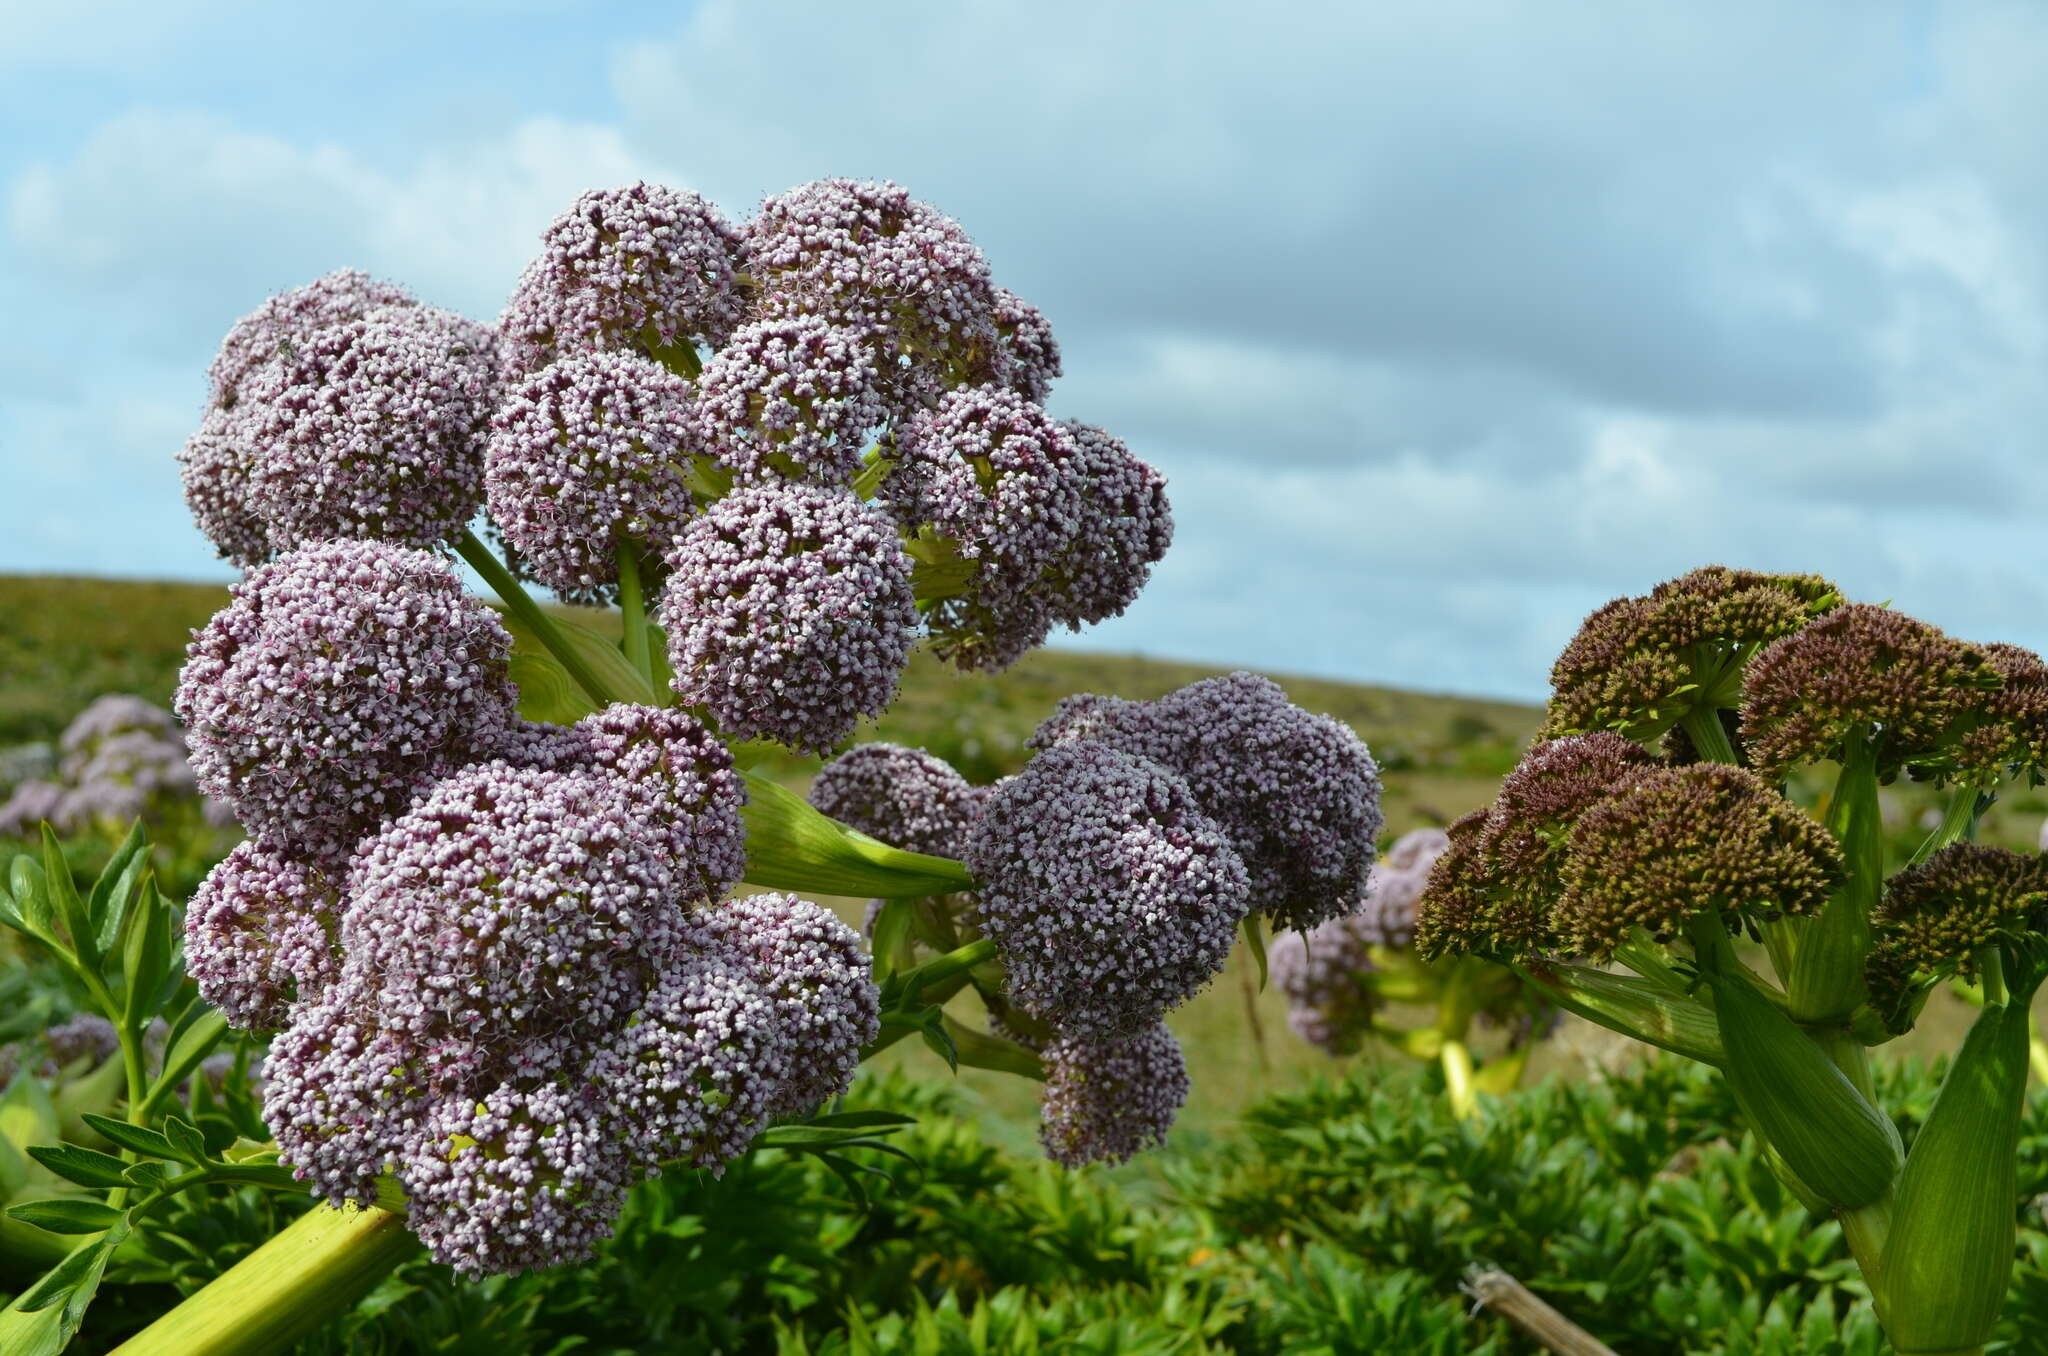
6 1198 123 1235
1241 911 1269 991
122 881 173 1030
916 1013 960 1072
9 854 53 938
122 1161 166 1189
41 825 95 970
161 1116 208 1163
739 770 974 899
803 1110 916 1130
0 1218 129 1356
150 1008 229 1114
78 1113 179 1162
88 821 150 957
25 1145 132 1190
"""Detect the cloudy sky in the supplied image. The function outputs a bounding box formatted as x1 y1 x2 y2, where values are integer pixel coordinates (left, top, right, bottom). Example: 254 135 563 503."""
6 2 2045 702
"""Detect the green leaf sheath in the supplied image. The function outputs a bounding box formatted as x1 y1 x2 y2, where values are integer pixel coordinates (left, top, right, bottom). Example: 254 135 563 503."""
738 770 974 898
1709 970 1901 1210
1785 739 1880 1024
1511 961 1726 1067
1880 999 2029 1354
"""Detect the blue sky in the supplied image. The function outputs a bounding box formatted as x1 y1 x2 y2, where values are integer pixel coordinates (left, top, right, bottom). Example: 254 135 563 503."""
7 1 2048 702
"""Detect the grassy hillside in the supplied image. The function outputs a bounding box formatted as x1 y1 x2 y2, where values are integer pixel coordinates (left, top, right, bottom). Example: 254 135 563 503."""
5 573 2044 1147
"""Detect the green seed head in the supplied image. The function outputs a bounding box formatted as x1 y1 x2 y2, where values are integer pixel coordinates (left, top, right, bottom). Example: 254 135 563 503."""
1553 764 1841 959
1867 843 2048 1030
1415 735 1654 961
1740 602 1998 779
1544 566 1838 742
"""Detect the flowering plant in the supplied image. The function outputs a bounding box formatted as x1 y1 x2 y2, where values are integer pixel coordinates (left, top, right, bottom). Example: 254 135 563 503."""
0 179 1382 1355
1417 566 2048 1355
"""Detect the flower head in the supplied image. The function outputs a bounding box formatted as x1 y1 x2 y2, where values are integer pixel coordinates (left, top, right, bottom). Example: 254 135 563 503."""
176 540 517 865
178 407 273 568
1051 421 1174 627
341 762 685 1044
967 742 1249 1039
1866 844 2048 1028
187 841 344 1030
243 305 498 550
1357 827 1453 946
500 183 745 377
485 351 699 604
707 892 879 1120
660 483 915 753
693 315 888 487
1545 567 1840 742
401 1079 636 1276
1553 764 1840 958
1270 916 1377 1053
885 385 1088 670
1741 603 1998 778
207 268 415 411
807 742 983 858
1026 673 1382 932
742 178 999 414
1037 1023 1189 1168
988 288 1062 405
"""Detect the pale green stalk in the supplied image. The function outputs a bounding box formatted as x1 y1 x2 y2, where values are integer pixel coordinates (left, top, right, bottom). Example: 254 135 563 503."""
455 529 622 708
614 538 656 690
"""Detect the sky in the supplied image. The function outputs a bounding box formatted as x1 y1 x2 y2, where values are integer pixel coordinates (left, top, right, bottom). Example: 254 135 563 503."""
5 1 2048 703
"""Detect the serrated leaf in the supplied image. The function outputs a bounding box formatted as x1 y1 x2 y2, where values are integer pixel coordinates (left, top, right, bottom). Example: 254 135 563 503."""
803 1110 916 1130
123 1160 166 1188
78 1113 177 1162
917 1015 960 1072
25 1145 131 1190
6 1198 123 1235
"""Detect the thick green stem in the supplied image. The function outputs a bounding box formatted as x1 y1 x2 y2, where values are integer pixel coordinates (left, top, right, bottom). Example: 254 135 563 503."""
111 1204 418 1356
455 529 618 708
614 539 655 690
903 937 998 994
1440 1038 1478 1120
1679 708 1740 766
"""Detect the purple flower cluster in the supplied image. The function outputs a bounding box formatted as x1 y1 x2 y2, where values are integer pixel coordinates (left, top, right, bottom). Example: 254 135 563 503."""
693 315 888 487
807 743 984 858
176 540 518 867
886 387 1171 670
1037 1023 1189 1168
742 178 999 415
245 701 872 1275
1270 828 1450 1054
660 483 915 753
485 351 699 604
1030 673 1384 932
0 694 225 837
241 306 498 552
206 268 417 411
967 742 1249 1039
186 842 345 1030
500 182 746 378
